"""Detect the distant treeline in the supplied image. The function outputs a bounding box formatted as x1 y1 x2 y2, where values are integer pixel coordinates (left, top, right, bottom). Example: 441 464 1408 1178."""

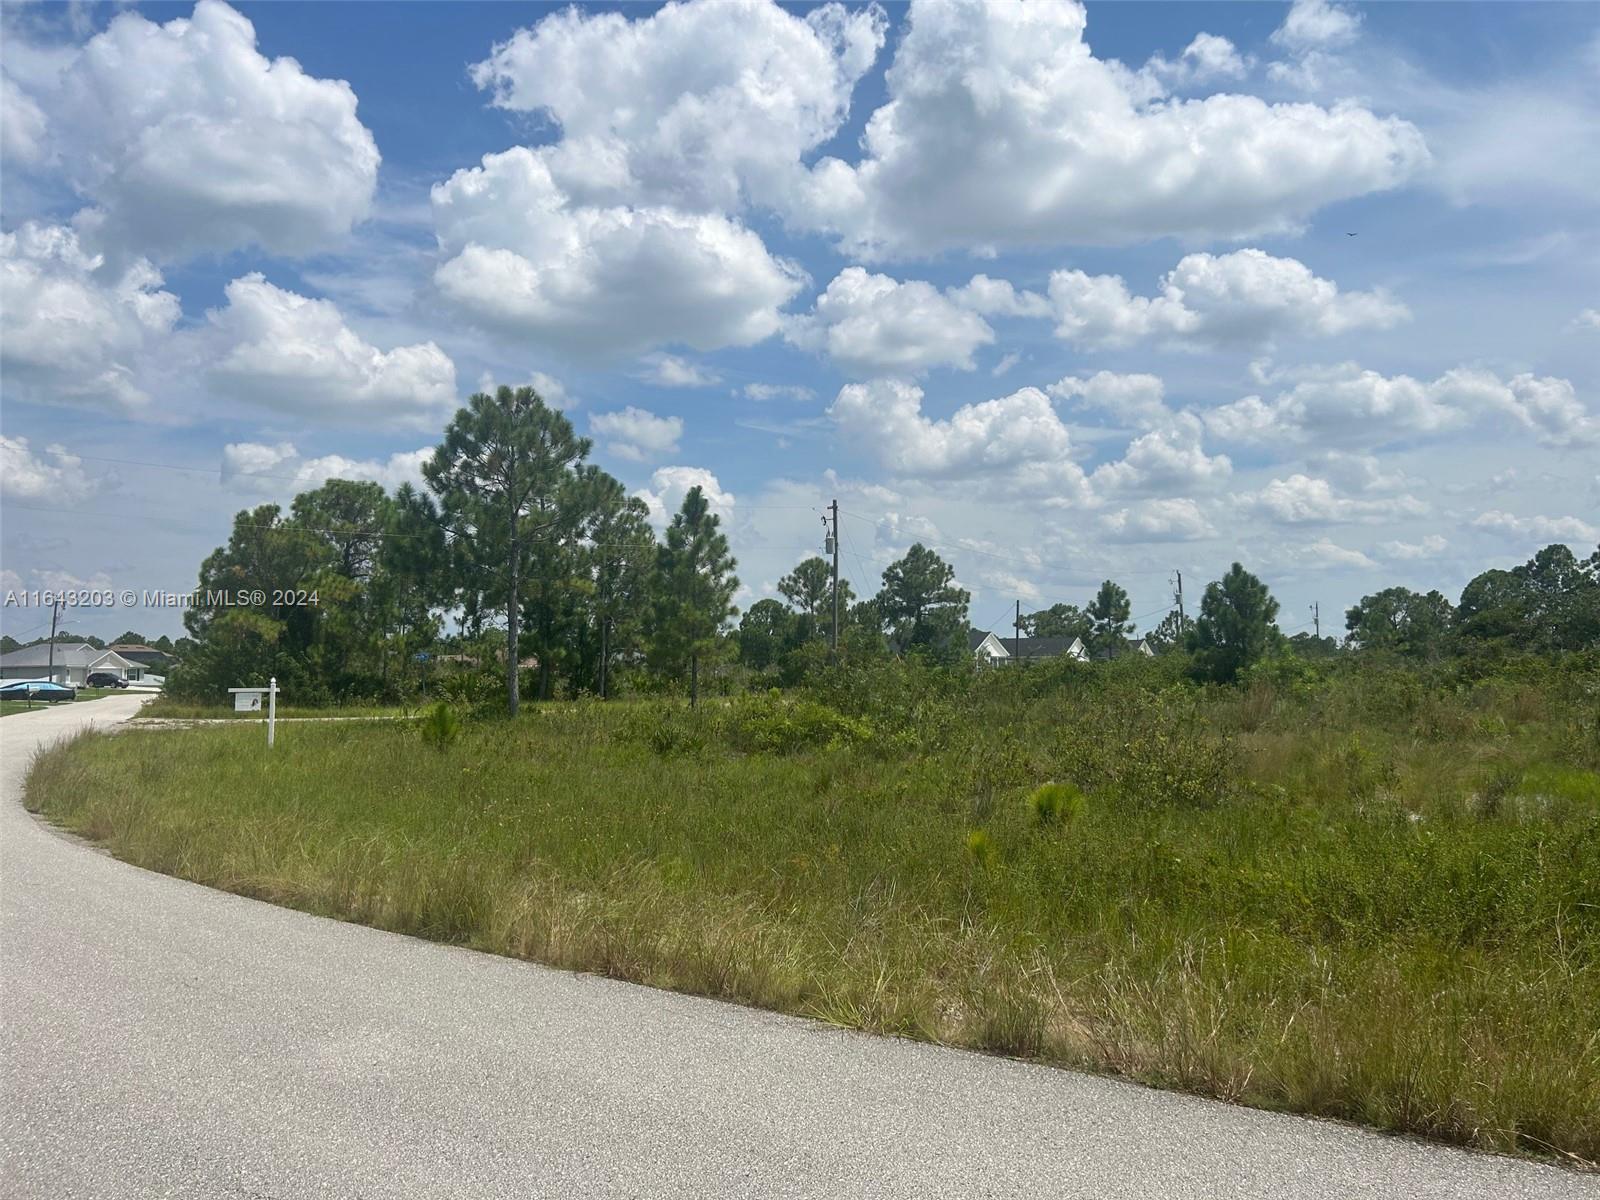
160 384 1600 706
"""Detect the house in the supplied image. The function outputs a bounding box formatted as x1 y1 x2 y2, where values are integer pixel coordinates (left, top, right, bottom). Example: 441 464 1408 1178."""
106 643 173 672
969 630 1089 666
1090 637 1156 661
969 630 1010 665
0 642 142 685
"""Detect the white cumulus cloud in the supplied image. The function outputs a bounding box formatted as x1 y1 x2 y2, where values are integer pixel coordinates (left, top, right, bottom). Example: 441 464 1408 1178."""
1 73 48 165
792 0 1426 257
0 435 102 503
828 380 1091 503
44 0 379 260
0 222 178 413
1048 249 1408 349
468 0 885 214
220 442 431 495
1205 364 1597 450
1090 414 1233 495
786 268 996 377
636 465 735 527
1050 371 1172 429
1271 0 1363 52
1379 535 1449 561
431 147 804 359
1102 498 1215 543
1140 33 1252 95
204 275 456 430
639 354 720 388
1472 510 1599 544
1243 474 1427 525
590 406 684 463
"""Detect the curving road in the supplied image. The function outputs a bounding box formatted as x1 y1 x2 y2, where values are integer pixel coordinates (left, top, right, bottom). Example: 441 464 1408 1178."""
2 698 1594 1198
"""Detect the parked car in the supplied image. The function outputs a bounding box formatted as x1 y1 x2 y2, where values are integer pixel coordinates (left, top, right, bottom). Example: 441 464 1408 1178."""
0 680 78 703
85 672 129 689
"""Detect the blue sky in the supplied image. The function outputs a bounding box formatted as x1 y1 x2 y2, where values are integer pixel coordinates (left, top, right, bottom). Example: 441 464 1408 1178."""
2 0 1597 644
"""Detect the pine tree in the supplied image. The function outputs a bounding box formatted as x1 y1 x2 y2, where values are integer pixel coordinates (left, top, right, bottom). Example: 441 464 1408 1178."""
1086 580 1133 652
580 467 656 698
651 485 739 707
877 543 969 657
1188 563 1280 682
423 385 590 716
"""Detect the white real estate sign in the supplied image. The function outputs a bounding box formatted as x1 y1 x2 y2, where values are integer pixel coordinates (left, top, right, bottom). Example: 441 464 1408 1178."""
228 679 279 747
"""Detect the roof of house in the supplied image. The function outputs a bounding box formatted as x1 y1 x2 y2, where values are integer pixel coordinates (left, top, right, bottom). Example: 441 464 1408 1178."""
0 643 140 672
968 631 1090 659
107 643 166 655
0 642 132 669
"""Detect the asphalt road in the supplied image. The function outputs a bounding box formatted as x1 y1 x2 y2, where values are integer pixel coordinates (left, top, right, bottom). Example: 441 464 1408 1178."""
2 698 1594 1199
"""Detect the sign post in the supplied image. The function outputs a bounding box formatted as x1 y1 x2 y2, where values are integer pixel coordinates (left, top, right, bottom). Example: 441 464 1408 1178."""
227 683 280 746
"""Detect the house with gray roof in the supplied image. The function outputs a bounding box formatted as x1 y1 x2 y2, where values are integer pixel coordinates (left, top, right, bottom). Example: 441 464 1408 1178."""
0 642 141 685
968 630 1089 666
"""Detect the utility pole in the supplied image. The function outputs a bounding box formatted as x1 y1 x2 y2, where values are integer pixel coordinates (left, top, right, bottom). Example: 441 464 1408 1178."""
1013 598 1022 661
46 597 62 683
1311 602 1321 640
828 499 840 656
1173 570 1185 626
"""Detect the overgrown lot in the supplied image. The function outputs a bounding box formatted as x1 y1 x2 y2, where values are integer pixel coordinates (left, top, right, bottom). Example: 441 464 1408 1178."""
27 655 1600 1164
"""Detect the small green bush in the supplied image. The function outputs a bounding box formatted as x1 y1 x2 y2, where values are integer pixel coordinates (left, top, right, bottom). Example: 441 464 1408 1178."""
1028 781 1086 825
964 828 996 870
617 706 711 759
419 701 462 751
1051 692 1236 809
720 694 873 755
437 670 505 714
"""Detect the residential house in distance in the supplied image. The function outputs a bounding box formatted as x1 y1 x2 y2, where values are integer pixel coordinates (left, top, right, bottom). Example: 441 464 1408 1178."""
968 630 1089 666
0 642 142 685
106 643 174 674
1090 637 1156 661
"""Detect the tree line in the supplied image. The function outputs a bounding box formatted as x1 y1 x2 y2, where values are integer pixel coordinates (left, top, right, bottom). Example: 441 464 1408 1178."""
172 385 738 712
165 384 1600 706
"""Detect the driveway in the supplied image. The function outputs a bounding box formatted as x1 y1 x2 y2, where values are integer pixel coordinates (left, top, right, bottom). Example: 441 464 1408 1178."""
2 698 1594 1198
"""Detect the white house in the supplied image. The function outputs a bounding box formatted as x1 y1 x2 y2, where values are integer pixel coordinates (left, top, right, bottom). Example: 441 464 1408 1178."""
0 643 142 685
969 631 1090 666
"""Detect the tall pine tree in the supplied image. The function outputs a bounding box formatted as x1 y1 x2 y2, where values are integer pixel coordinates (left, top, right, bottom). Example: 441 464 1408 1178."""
424 385 589 716
651 486 738 707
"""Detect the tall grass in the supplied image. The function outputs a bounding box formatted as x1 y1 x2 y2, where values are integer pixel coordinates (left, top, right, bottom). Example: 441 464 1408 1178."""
25 656 1600 1166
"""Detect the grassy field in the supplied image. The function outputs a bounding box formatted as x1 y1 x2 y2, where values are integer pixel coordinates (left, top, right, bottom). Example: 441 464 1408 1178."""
25 655 1600 1164
0 687 123 718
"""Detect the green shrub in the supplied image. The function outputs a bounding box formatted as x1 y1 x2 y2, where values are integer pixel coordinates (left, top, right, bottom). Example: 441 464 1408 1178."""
1028 781 1086 825
419 701 461 751
719 694 873 755
437 670 505 714
617 705 711 759
964 828 996 870
1051 692 1236 809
